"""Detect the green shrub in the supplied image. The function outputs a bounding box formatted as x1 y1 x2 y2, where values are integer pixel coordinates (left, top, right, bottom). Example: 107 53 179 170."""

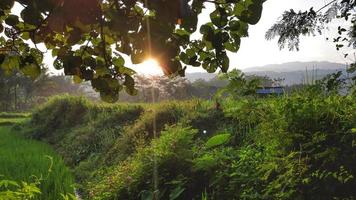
0 176 41 200
104 101 200 165
25 93 356 200
191 93 356 200
30 95 91 140
89 124 198 200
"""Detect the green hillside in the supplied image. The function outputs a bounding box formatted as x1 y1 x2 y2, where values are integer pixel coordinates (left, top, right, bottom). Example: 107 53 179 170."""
19 92 356 200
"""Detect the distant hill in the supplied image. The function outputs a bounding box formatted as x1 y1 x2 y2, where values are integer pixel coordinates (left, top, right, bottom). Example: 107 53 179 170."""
244 61 347 72
245 69 347 85
185 72 217 82
185 61 348 85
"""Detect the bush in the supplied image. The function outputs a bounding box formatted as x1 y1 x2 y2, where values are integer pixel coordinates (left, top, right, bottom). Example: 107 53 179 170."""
89 124 197 200
26 93 356 200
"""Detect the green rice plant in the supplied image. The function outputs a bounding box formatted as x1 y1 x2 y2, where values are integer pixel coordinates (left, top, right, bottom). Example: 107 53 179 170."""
0 112 31 118
0 117 29 126
0 126 75 200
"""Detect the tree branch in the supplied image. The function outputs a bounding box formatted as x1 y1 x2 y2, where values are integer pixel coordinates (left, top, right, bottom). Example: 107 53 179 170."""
316 0 338 13
202 0 231 5
100 14 109 68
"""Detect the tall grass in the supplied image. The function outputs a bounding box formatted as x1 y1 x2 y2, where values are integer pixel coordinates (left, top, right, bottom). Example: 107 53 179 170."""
0 126 75 200
0 112 31 118
0 117 29 126
25 94 356 199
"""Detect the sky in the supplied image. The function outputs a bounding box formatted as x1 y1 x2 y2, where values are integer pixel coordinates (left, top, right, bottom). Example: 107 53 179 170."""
11 0 354 75
192 0 354 71
135 0 354 74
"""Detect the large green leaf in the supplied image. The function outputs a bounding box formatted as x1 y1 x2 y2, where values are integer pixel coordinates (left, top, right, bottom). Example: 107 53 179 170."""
67 28 82 45
174 29 190 44
112 56 125 67
247 3 263 25
210 8 228 28
228 20 241 31
200 23 214 35
220 52 230 72
63 55 82 76
5 14 19 26
131 50 145 64
124 75 137 95
181 12 198 33
205 133 231 149
21 6 43 26
234 0 263 25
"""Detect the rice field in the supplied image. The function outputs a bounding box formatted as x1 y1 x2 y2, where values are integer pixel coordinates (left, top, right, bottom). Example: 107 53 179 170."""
0 112 30 126
0 115 75 200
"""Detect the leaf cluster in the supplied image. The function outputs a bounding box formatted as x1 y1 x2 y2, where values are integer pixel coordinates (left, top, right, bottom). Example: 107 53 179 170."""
0 0 266 102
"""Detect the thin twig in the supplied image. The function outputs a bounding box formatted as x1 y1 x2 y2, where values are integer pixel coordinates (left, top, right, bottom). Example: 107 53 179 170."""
100 15 109 67
80 36 93 58
203 0 231 5
316 0 338 13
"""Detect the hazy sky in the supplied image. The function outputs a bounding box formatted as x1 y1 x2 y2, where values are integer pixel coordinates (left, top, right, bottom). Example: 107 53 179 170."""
12 0 354 75
194 0 354 71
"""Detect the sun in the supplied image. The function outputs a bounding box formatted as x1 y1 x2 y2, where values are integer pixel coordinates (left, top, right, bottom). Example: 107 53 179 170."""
134 58 163 76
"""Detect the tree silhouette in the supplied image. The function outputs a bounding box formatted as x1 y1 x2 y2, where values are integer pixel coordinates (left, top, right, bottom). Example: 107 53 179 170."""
0 0 265 101
266 0 355 52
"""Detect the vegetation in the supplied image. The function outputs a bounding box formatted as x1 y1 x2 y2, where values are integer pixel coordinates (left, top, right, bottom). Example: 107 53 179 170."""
0 69 85 112
0 1 355 199
0 112 30 118
0 0 266 101
266 0 355 52
0 66 354 199
0 121 75 199
19 79 355 200
0 66 278 107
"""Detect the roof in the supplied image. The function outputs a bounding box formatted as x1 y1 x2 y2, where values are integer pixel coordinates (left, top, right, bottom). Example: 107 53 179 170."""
256 87 284 95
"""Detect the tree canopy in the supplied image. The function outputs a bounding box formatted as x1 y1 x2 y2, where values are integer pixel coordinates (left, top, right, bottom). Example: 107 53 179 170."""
0 0 265 102
266 0 355 52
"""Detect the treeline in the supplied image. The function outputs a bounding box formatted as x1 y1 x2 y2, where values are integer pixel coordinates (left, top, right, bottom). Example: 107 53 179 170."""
113 72 279 102
0 69 279 109
116 68 354 103
2 67 354 110
0 69 84 112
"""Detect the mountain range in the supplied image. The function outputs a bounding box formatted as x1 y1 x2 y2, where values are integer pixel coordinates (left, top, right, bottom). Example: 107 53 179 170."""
185 61 349 85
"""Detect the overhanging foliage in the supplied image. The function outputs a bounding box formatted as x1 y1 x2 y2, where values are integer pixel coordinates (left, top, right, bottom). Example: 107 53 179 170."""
0 0 266 102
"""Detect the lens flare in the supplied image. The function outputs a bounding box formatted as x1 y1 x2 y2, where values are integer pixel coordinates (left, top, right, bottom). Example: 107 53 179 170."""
136 58 163 76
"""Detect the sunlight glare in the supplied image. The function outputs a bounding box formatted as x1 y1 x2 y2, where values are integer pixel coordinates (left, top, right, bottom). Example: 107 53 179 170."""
135 58 163 76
